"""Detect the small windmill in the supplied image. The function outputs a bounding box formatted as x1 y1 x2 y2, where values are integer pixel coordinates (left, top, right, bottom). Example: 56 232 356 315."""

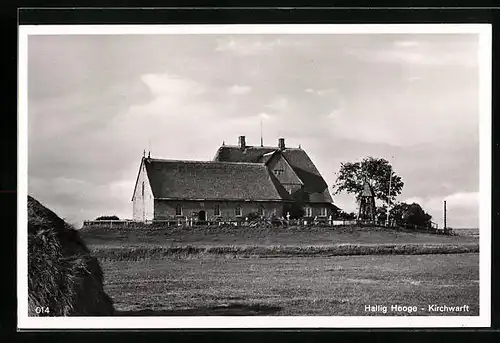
358 179 376 224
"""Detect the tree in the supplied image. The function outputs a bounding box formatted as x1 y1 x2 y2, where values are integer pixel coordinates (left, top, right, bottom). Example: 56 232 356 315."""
390 202 432 228
337 210 356 220
404 203 432 228
333 157 404 205
375 206 387 225
390 202 410 227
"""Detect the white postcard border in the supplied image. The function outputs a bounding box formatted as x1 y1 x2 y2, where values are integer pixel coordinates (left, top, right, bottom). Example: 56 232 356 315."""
17 23 492 329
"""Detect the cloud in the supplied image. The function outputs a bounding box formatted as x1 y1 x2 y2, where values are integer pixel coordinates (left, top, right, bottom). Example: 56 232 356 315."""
265 96 289 112
27 33 480 228
216 37 276 55
394 40 419 48
29 175 136 227
140 73 205 98
346 36 478 68
259 112 272 120
324 82 478 147
215 37 304 55
304 88 339 96
228 84 252 95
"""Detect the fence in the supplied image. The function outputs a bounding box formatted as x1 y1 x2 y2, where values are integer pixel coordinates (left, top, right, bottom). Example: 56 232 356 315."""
82 218 363 229
398 223 453 235
81 218 452 235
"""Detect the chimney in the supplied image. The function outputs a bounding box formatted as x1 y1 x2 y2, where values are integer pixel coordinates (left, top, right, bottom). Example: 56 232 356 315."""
238 135 246 149
278 138 285 150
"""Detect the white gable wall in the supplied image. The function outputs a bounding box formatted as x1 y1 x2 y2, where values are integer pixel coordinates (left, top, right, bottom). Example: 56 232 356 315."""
132 161 154 221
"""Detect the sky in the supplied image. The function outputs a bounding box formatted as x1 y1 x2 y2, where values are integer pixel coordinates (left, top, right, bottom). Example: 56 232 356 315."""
27 32 480 228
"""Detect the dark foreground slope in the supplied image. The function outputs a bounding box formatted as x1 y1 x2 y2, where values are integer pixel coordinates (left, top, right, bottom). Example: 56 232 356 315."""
28 196 114 316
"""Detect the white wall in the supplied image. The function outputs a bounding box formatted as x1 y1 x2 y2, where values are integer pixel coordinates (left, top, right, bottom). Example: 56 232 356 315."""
132 160 154 221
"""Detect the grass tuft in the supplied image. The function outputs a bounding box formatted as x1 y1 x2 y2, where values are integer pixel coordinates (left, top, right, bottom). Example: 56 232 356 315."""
90 243 479 261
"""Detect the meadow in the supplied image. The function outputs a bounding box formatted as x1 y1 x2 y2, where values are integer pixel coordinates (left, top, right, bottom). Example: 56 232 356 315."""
81 224 480 316
81 224 479 247
103 254 479 316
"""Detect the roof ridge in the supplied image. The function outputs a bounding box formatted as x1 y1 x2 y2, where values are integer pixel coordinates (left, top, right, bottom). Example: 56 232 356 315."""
220 145 277 149
219 145 302 150
146 158 265 166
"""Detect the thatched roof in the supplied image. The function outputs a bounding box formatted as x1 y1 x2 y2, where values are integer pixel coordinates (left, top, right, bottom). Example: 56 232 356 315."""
144 158 292 201
213 145 277 163
213 145 334 204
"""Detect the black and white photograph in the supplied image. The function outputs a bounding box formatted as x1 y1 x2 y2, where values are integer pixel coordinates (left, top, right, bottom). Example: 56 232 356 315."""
18 24 491 329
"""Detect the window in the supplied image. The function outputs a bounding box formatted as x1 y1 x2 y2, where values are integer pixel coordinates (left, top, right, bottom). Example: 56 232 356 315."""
319 208 327 217
305 207 313 217
175 204 183 216
214 204 221 216
235 205 242 216
141 182 144 197
258 205 265 217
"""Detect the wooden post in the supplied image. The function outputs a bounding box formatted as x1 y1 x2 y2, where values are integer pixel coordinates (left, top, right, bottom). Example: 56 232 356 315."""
444 200 447 230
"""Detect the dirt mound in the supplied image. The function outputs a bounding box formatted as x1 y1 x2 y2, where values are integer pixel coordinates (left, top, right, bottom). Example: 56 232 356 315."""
28 195 114 316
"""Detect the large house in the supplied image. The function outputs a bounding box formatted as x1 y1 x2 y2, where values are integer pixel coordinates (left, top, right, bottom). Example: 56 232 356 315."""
132 136 339 222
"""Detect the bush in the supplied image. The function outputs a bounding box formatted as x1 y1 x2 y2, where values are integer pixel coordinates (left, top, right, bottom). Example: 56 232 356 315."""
337 210 356 220
391 202 432 228
95 215 120 221
28 196 114 316
246 212 260 221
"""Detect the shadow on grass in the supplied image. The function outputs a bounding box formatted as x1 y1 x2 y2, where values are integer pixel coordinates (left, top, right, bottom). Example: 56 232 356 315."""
115 303 281 316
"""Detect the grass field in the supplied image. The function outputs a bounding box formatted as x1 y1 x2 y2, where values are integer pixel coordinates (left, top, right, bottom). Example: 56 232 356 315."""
90 243 479 260
85 225 479 316
84 225 478 259
103 253 479 316
82 224 479 247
